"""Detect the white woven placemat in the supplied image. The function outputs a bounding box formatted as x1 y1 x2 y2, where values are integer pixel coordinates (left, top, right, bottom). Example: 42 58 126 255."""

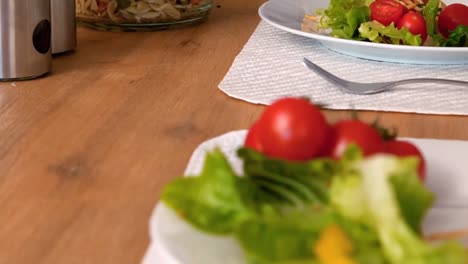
219 21 468 115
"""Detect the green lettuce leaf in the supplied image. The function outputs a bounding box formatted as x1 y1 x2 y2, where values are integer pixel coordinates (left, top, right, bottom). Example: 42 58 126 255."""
316 0 370 39
238 147 337 209
237 146 387 264
330 154 467 264
336 216 387 264
161 146 339 235
358 21 423 45
236 209 334 264
442 25 468 47
161 149 252 234
236 208 386 264
389 159 434 234
330 170 369 223
161 146 467 264
423 0 440 37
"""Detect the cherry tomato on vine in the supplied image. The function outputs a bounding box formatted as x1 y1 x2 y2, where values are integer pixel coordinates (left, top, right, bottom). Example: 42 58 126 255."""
397 12 427 43
244 121 264 152
327 120 383 159
370 0 407 26
437 3 468 38
258 97 330 161
384 140 426 182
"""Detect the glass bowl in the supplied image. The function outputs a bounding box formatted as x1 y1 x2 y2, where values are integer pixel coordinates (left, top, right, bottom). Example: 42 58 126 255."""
75 0 212 31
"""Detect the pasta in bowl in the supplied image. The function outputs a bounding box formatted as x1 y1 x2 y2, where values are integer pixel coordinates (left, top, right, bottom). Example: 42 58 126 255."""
76 0 212 31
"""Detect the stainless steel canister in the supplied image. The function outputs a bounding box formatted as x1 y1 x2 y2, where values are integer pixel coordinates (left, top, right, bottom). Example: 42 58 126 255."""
0 0 52 80
51 0 76 54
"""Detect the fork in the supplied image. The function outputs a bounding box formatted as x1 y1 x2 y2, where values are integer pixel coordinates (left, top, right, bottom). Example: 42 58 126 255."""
303 57 468 95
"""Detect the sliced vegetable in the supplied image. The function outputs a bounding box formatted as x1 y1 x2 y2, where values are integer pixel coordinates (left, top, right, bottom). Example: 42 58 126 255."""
314 224 356 264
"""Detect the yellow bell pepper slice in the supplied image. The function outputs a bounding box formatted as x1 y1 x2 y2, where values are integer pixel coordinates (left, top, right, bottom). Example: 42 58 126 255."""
314 224 357 264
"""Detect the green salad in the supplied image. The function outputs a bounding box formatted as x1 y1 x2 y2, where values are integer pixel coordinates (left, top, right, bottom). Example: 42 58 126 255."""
160 97 467 264
301 0 468 46
161 146 467 264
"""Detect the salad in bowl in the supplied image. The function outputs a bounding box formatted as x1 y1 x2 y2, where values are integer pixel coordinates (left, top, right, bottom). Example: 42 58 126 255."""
160 97 468 264
301 0 468 46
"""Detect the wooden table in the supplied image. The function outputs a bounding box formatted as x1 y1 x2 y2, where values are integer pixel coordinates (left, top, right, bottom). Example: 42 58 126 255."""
0 0 467 263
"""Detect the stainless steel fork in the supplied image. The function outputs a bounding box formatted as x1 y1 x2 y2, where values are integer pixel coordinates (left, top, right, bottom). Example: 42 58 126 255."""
303 57 468 95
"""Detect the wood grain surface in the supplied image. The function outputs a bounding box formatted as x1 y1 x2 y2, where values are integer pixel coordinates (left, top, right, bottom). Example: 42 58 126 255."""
0 0 467 263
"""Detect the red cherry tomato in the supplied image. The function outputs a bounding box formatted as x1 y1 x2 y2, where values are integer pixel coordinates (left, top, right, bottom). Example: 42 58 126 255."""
370 0 406 26
258 98 329 161
437 3 468 38
397 12 427 43
327 120 383 159
384 140 426 182
244 121 264 152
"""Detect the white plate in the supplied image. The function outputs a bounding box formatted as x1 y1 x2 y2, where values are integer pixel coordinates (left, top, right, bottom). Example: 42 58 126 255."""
258 0 468 64
144 130 468 264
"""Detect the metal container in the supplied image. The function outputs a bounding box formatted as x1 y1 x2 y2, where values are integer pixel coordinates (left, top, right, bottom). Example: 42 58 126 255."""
0 0 52 81
51 0 76 54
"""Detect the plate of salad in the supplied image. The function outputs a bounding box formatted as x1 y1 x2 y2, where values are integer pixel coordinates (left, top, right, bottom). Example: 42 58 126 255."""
147 97 468 264
258 0 468 64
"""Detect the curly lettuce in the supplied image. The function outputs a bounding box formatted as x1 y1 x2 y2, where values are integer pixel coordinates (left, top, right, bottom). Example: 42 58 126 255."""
315 0 370 39
330 155 467 264
161 149 253 234
162 147 468 264
358 21 423 45
442 25 468 47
